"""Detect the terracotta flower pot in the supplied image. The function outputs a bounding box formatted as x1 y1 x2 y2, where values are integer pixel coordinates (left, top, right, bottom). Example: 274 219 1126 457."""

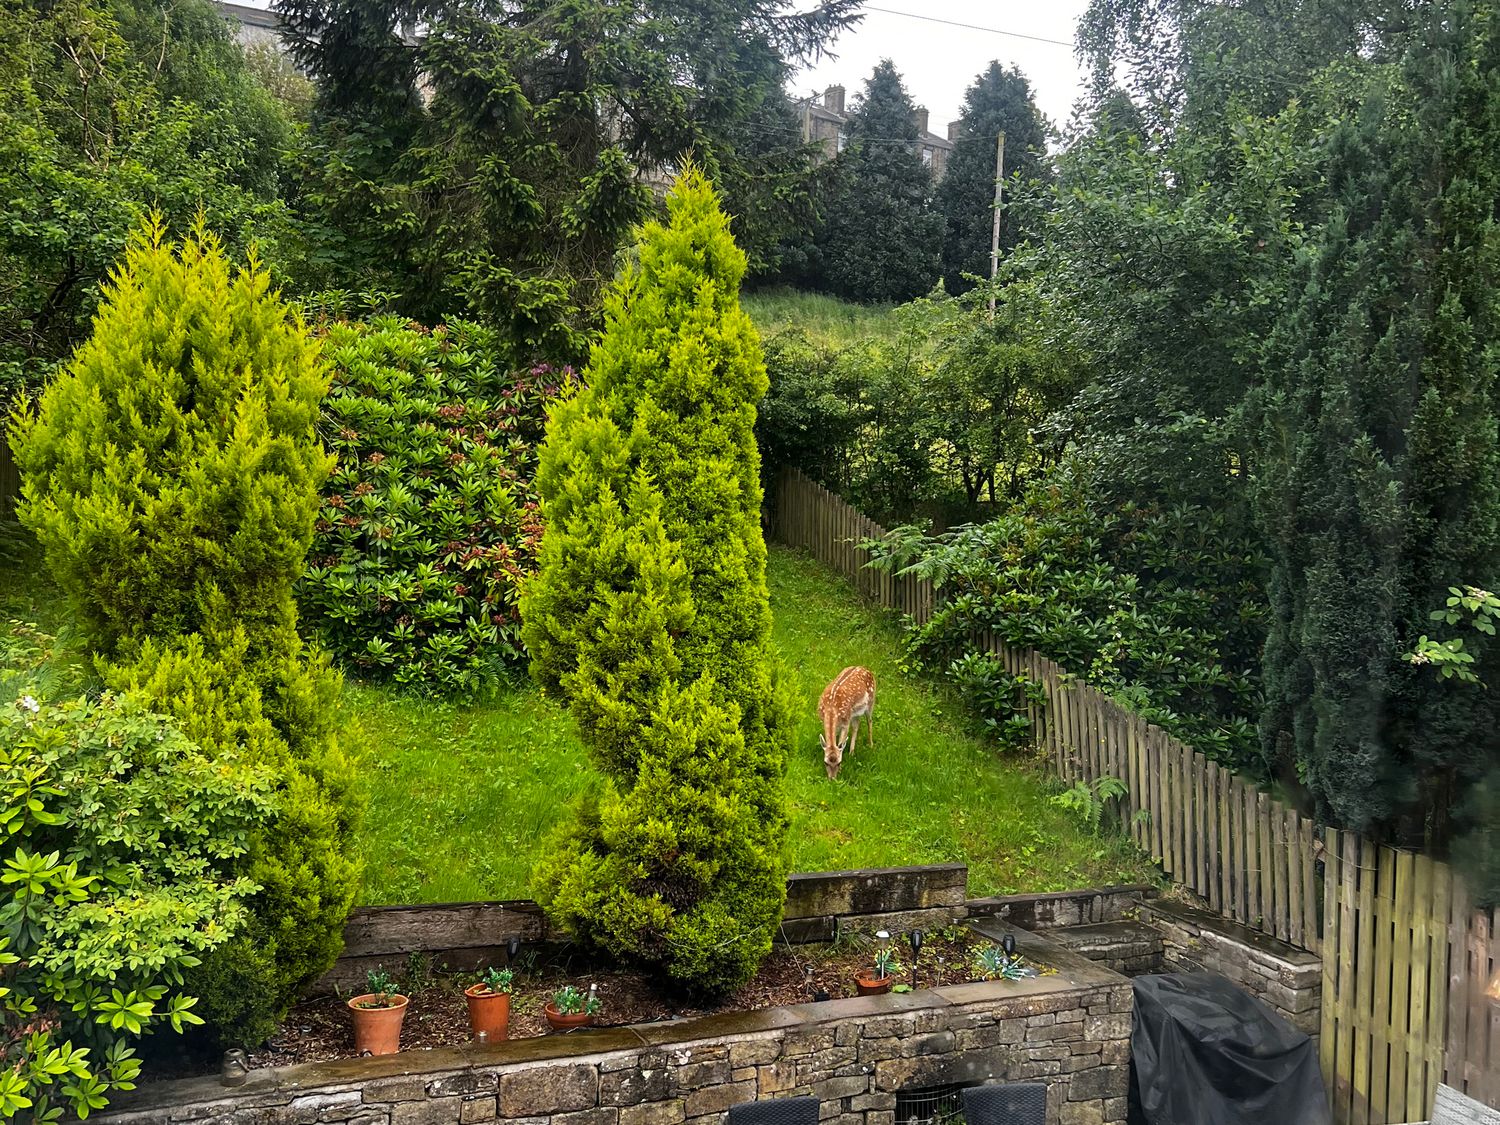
348 993 408 1056
855 970 893 996
544 1003 595 1033
464 984 511 1042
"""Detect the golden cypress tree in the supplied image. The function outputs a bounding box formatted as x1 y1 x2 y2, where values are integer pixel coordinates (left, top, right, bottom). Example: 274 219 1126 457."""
12 220 361 1044
523 168 790 993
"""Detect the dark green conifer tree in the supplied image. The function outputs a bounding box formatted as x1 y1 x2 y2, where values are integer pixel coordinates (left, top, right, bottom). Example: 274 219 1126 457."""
816 60 943 303
936 62 1048 293
522 168 790 994
1252 3 1500 879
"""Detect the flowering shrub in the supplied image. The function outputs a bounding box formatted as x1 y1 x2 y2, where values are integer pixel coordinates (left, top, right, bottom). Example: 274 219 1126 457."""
0 691 272 1121
302 318 574 697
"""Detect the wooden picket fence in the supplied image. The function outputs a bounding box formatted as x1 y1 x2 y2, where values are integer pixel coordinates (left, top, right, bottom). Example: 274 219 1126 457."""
0 438 18 520
1319 835 1499 1122
773 468 1320 946
771 467 1500 1121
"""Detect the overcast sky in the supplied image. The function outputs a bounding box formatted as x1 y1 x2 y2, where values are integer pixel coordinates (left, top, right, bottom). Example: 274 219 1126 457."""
792 1 1089 138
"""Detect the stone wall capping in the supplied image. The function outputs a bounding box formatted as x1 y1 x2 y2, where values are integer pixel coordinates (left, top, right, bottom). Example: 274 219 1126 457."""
316 867 1159 993
625 1007 810 1047
1140 900 1319 966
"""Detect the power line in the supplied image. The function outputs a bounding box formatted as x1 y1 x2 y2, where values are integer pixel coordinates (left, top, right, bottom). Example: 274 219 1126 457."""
859 5 1075 49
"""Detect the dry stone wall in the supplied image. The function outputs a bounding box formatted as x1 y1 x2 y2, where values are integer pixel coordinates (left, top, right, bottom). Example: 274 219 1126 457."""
1045 921 1164 977
1139 900 1321 1037
99 925 1132 1125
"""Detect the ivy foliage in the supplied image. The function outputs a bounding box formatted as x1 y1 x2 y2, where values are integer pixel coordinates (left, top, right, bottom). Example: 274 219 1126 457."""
0 692 272 1122
302 317 573 697
523 168 790 994
10 222 361 1046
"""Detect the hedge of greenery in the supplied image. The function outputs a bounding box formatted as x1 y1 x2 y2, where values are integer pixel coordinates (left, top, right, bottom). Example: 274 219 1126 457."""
301 318 573 698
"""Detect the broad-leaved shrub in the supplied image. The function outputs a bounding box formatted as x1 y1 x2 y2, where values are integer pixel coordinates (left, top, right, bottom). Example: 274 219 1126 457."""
0 692 272 1121
867 466 1266 768
302 318 572 697
523 169 791 995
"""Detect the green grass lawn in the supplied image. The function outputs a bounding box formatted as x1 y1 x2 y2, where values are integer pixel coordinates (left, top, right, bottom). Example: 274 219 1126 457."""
0 541 1155 904
743 287 901 348
348 548 1153 903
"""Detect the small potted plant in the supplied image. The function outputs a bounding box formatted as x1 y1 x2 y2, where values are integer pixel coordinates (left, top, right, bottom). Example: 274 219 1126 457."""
855 945 902 996
465 966 514 1042
348 968 409 1055
545 984 601 1032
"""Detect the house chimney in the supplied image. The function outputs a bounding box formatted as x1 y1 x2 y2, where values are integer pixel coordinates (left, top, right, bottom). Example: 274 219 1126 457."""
915 106 929 135
824 85 845 115
948 121 960 142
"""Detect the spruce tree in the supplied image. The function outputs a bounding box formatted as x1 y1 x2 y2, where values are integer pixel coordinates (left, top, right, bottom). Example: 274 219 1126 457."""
936 62 1048 293
816 60 944 303
11 221 361 1044
522 168 790 994
1252 2 1500 867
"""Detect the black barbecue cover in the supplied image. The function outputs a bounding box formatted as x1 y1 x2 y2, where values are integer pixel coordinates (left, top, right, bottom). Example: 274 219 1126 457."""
1129 973 1331 1125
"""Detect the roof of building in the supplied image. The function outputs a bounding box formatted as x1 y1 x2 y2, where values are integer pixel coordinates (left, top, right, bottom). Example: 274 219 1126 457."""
797 89 954 152
214 0 280 31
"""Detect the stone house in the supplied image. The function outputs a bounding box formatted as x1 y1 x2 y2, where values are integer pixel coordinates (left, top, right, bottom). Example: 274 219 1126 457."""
797 85 956 181
214 0 285 53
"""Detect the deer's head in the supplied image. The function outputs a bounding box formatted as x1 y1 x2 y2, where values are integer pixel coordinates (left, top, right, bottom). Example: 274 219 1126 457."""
821 733 843 780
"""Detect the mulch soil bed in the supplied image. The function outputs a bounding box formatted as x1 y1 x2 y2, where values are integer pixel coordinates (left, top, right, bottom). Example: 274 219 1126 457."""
226 926 1049 1072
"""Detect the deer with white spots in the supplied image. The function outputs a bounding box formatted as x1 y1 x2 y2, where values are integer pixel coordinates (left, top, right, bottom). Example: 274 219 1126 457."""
818 666 875 780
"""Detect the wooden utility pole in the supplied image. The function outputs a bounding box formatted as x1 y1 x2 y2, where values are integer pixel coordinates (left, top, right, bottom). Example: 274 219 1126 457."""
988 130 1006 317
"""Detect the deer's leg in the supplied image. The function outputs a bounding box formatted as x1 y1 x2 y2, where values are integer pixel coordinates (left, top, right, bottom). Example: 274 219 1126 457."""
867 705 874 749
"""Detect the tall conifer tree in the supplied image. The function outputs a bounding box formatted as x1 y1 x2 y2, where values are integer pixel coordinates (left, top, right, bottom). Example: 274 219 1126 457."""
1253 3 1500 874
936 62 1047 293
12 222 361 1044
522 169 790 994
816 60 943 303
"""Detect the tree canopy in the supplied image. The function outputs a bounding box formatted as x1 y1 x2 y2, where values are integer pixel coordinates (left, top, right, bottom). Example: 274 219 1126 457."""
814 60 943 304
936 62 1048 293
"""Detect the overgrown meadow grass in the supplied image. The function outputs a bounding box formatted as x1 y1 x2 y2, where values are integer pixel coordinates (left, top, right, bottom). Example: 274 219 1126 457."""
0 541 1156 903
743 287 901 348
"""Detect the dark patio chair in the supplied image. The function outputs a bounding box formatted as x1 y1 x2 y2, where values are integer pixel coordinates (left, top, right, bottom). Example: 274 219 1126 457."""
960 1082 1047 1125
728 1096 820 1125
